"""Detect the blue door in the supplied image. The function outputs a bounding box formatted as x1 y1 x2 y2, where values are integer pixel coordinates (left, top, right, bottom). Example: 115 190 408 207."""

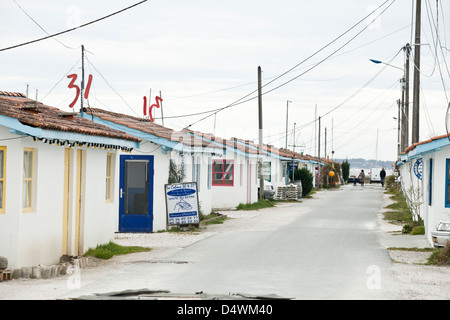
119 155 154 232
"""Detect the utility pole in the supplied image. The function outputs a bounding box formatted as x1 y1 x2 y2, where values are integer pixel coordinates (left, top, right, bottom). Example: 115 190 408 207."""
291 123 296 183
318 116 321 188
412 0 421 144
285 100 291 185
397 99 401 157
402 44 411 151
159 90 164 126
332 118 334 161
285 100 291 151
258 66 264 200
81 45 85 113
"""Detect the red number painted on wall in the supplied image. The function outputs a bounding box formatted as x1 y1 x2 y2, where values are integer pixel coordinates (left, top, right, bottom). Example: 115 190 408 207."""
67 74 93 108
143 95 163 122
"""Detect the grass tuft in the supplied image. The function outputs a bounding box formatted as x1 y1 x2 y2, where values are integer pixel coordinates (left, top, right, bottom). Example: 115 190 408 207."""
236 199 275 211
84 241 151 260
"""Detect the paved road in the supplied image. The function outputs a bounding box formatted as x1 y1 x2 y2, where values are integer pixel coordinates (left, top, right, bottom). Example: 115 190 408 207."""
2 184 404 300
77 184 399 299
135 184 400 299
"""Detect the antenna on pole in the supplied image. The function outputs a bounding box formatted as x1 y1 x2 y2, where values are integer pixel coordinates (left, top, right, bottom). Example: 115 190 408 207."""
80 45 85 113
160 90 164 126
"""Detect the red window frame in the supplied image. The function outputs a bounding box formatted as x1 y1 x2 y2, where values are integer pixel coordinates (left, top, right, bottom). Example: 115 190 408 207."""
212 159 234 186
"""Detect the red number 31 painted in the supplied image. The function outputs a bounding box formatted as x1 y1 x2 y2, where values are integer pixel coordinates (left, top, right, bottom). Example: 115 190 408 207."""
67 74 93 108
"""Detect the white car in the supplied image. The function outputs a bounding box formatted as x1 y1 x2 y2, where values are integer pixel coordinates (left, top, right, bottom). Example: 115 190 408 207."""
431 221 450 248
258 180 275 200
369 168 382 183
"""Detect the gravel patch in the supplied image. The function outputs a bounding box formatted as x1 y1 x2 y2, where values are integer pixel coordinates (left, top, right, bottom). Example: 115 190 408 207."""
379 192 450 299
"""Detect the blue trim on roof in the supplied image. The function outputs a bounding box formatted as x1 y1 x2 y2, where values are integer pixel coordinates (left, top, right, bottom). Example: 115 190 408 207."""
0 114 139 148
397 136 450 166
185 132 260 158
231 139 295 161
80 113 223 155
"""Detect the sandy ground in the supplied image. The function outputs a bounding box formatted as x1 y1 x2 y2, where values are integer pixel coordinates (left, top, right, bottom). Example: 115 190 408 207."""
377 193 450 300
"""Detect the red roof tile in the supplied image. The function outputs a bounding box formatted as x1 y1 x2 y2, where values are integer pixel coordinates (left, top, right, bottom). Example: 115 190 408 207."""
401 133 450 155
0 93 141 143
82 107 213 148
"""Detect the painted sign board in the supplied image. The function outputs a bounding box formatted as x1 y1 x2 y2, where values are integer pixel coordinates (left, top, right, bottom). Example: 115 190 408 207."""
414 158 423 180
165 182 200 226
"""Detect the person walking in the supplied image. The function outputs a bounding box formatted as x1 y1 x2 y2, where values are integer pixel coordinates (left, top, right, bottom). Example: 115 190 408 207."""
358 170 365 186
380 168 386 187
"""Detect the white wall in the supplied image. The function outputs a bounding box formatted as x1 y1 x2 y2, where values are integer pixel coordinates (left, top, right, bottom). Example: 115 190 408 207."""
0 127 65 269
0 124 135 269
169 152 213 216
82 149 118 252
211 154 258 209
398 144 450 244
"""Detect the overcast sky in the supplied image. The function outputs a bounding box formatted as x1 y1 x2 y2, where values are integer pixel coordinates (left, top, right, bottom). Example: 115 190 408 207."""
1 0 449 162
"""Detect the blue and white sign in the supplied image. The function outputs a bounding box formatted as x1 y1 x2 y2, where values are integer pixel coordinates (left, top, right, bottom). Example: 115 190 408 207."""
414 158 423 180
165 182 200 225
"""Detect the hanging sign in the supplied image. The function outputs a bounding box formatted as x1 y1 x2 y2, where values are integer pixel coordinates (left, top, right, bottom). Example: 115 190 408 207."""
165 182 200 226
143 95 163 122
67 74 93 108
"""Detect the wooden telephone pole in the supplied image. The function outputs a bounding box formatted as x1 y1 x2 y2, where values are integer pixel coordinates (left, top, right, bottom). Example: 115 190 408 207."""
401 44 411 151
412 0 421 144
258 66 264 200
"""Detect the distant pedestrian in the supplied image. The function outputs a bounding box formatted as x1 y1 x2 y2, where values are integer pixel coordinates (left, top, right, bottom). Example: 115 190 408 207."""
358 170 365 186
380 168 386 187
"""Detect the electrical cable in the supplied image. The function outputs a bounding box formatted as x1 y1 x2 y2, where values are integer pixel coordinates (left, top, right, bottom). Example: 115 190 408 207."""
41 58 81 102
0 0 147 52
181 0 398 130
12 0 79 50
85 56 141 117
165 22 410 106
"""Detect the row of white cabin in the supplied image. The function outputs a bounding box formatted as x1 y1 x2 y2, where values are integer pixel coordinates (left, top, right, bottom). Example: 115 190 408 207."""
397 133 450 245
0 92 326 270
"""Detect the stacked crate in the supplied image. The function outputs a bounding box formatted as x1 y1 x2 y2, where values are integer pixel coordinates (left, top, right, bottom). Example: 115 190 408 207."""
276 184 298 201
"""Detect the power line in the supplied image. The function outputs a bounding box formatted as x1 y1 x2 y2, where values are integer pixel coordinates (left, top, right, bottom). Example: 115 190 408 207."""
163 23 411 121
12 0 79 50
41 58 81 102
182 0 398 130
85 56 141 117
262 0 398 97
0 0 147 52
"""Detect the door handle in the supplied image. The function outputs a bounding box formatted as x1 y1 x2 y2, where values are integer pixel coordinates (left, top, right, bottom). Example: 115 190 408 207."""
120 188 125 198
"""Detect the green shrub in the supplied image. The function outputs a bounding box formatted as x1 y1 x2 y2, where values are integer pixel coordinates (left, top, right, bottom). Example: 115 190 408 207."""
341 160 350 181
411 225 425 235
402 224 412 234
427 241 450 265
294 168 314 197
385 175 397 191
